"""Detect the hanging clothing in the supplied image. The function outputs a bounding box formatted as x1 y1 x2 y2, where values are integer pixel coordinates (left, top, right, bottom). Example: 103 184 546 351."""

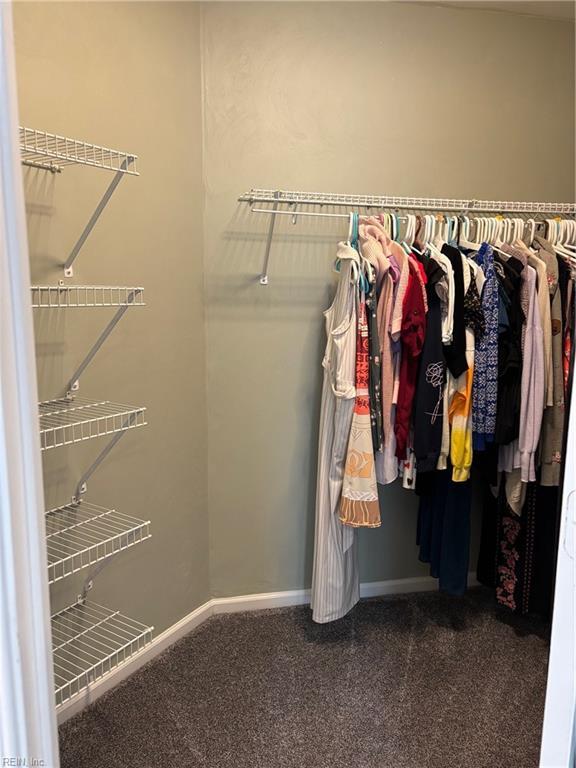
430 248 454 344
494 255 524 445
339 289 381 528
358 217 391 453
535 236 565 486
395 257 427 460
527 251 553 407
472 244 499 450
413 257 446 472
441 244 468 378
311 244 360 623
366 275 383 451
499 264 544 485
376 240 410 485
417 461 471 596
560 263 574 397
450 260 484 483
477 481 560 617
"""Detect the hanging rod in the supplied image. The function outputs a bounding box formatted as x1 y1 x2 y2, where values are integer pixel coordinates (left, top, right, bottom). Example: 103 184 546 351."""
240 188 576 284
240 188 576 215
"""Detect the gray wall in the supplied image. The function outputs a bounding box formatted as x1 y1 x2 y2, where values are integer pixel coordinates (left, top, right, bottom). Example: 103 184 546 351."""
13 2 576 622
202 1 575 597
14 2 209 634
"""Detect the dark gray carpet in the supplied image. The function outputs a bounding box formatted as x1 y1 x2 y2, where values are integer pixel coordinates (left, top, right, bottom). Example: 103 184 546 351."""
59 588 550 768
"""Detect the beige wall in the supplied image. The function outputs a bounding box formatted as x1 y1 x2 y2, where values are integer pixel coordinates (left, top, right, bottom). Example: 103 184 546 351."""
202 1 575 596
14 2 209 634
12 2 576 622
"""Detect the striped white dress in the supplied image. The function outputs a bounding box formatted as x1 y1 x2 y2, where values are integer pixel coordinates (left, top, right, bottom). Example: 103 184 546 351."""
311 244 361 623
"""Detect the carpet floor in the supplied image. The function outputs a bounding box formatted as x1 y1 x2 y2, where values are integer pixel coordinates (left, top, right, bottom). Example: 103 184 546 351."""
59 588 550 768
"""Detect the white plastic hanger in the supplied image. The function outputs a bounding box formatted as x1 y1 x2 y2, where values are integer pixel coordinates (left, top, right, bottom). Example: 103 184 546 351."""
346 212 354 245
459 214 480 251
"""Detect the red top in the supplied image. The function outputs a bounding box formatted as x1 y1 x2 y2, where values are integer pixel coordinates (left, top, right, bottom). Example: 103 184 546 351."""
395 257 427 460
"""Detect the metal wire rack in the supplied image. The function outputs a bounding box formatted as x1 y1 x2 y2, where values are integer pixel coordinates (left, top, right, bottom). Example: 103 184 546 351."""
240 187 576 283
52 600 153 707
46 500 151 584
20 127 138 175
240 188 576 214
31 285 145 308
31 287 146 394
39 397 147 451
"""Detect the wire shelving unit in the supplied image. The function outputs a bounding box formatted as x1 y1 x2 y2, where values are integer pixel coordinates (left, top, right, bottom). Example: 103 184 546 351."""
46 501 151 584
20 126 139 276
22 125 152 709
20 127 138 175
31 285 145 308
52 601 153 707
39 397 146 451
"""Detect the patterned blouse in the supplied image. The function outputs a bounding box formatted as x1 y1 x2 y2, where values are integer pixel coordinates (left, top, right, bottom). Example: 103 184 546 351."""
472 244 499 450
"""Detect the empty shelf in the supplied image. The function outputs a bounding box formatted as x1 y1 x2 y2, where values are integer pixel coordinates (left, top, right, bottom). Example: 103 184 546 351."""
20 127 138 175
46 501 151 584
52 601 153 707
31 285 144 308
39 397 146 451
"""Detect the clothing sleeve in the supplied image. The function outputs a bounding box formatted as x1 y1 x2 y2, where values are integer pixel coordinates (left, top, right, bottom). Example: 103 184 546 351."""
519 281 545 482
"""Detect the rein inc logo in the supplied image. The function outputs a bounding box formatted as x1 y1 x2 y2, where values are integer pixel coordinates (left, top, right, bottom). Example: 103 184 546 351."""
2 760 46 767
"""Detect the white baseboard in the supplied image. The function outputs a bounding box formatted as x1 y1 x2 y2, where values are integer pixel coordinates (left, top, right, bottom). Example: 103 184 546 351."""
56 572 478 724
211 588 311 614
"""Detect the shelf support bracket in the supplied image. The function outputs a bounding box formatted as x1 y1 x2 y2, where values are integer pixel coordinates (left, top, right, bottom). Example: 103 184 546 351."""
73 412 139 502
258 190 280 285
78 553 121 603
63 157 133 277
66 289 141 395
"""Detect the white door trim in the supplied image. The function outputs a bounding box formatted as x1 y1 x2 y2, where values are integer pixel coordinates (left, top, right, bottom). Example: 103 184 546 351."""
540 371 576 768
0 4 59 767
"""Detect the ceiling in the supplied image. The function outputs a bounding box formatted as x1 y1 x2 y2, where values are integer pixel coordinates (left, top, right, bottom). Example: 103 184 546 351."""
434 1 575 20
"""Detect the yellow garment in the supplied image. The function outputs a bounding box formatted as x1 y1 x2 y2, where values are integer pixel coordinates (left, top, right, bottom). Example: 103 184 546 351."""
449 330 474 483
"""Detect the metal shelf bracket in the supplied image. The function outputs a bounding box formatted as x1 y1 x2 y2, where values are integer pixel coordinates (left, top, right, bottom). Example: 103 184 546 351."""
66 288 142 394
64 158 133 277
73 411 140 502
259 189 280 285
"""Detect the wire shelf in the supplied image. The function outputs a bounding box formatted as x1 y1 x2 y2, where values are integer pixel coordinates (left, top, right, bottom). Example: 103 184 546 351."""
20 127 138 175
39 397 146 451
240 188 576 215
52 600 153 707
46 501 151 584
31 285 145 308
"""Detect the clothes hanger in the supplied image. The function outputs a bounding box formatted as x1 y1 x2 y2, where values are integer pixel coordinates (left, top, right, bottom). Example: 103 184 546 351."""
525 218 536 246
335 212 357 274
494 217 505 247
452 214 460 242
458 213 480 251
478 216 486 243
486 215 516 259
424 214 433 246
549 217 576 267
403 213 422 255
546 218 557 244
346 212 354 245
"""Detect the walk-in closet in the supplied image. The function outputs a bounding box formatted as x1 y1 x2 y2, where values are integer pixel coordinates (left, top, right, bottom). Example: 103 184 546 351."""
0 2 575 767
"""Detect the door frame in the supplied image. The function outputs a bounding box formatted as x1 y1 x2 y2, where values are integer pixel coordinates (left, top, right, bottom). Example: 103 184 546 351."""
540 358 576 768
0 3 59 767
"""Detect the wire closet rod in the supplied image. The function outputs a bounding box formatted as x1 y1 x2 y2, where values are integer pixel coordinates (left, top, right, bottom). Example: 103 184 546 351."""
239 188 576 215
